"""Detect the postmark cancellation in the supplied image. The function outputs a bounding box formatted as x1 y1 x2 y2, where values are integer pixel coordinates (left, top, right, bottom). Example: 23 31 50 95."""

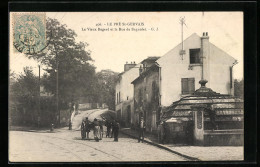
12 13 46 55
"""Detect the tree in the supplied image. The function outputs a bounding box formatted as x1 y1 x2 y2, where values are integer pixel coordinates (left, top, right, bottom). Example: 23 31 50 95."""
29 18 96 106
10 67 39 125
96 70 119 110
234 79 244 99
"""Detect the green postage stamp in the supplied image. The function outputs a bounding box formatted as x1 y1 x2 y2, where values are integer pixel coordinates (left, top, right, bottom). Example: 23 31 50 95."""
13 13 46 54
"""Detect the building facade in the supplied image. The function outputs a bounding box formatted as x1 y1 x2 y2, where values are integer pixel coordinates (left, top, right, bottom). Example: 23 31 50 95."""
115 62 140 127
157 33 237 107
131 57 160 132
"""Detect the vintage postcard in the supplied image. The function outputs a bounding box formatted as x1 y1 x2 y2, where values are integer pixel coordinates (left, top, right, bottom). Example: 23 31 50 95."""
9 12 244 162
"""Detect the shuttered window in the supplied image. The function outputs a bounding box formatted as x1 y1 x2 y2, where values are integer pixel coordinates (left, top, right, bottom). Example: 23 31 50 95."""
181 78 195 94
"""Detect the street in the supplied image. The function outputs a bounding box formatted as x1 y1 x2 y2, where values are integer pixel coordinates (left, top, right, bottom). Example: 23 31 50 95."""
9 108 186 162
9 128 186 162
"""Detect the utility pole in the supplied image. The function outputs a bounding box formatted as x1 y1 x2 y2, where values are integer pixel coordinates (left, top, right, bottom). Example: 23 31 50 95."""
38 65 40 128
56 59 59 127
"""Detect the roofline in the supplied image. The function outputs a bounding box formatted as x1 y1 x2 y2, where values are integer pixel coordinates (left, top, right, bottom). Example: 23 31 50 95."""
131 64 159 84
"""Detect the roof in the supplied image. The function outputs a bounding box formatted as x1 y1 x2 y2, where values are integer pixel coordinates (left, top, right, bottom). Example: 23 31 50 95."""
156 33 236 66
131 63 159 84
160 81 244 121
141 56 160 64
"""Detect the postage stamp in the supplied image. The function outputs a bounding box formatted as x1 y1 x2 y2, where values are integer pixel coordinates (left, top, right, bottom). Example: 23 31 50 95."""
12 13 46 54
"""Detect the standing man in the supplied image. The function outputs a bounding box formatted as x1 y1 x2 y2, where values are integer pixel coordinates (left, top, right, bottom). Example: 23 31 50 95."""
93 118 100 142
81 119 86 139
105 120 111 138
99 120 103 140
162 121 168 144
111 120 114 138
113 120 120 142
85 117 90 139
138 117 145 143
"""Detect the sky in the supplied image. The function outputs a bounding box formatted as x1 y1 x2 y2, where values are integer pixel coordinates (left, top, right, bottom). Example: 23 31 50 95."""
9 12 243 79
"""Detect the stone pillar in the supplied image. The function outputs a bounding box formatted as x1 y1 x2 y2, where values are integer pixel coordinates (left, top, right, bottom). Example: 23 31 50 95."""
193 106 205 145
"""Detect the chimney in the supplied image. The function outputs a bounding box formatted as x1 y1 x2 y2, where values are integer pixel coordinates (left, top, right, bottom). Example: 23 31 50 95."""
201 32 210 86
124 61 136 72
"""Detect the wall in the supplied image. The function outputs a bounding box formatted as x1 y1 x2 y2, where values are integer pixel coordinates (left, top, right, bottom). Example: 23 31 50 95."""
209 43 236 95
157 33 202 107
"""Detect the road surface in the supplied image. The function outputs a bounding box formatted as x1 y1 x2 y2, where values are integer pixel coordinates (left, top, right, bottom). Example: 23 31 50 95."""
9 129 186 162
9 109 187 162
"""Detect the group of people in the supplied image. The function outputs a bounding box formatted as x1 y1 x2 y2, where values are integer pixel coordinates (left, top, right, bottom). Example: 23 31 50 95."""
81 116 168 144
81 117 120 142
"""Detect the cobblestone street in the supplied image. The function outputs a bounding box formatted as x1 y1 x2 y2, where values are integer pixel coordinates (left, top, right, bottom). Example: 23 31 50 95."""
9 128 186 162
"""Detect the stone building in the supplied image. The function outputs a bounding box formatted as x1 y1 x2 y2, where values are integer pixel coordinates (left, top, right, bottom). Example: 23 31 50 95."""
131 57 160 132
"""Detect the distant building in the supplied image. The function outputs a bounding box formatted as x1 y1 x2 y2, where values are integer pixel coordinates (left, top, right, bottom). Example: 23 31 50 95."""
115 62 139 126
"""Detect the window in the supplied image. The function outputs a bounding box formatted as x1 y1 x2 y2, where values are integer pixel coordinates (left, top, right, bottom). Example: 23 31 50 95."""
190 49 200 64
119 92 121 103
181 78 195 94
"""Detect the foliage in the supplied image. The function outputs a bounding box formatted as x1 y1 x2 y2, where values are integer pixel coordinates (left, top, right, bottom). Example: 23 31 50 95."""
234 79 244 99
29 18 97 105
10 18 121 127
95 70 119 110
9 67 39 125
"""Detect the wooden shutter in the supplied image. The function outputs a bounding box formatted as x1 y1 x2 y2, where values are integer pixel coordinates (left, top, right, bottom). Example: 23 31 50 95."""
188 78 195 94
181 78 189 94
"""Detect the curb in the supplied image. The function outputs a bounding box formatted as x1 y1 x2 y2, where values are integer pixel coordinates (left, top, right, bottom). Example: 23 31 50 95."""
120 130 201 161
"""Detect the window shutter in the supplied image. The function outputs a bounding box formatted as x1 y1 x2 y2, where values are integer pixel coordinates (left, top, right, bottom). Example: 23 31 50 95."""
181 78 189 94
188 78 195 93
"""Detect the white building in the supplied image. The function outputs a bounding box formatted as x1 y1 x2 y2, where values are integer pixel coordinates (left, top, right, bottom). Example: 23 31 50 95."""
115 62 140 126
157 32 237 107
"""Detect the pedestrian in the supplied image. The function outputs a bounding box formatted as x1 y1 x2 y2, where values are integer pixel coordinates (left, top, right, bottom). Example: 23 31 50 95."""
113 120 120 142
85 117 90 139
162 121 168 144
93 118 100 142
105 120 111 138
138 117 145 143
111 121 114 138
68 119 72 130
81 119 86 139
99 120 103 140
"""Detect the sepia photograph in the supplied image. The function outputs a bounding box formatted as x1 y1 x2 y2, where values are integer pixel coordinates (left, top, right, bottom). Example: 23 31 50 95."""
9 11 244 162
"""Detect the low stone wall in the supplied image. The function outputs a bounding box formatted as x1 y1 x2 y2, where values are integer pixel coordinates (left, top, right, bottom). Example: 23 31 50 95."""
203 130 243 146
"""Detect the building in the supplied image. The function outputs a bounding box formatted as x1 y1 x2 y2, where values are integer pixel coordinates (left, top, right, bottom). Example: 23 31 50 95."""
131 32 239 134
131 57 160 132
157 32 237 107
115 62 140 127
